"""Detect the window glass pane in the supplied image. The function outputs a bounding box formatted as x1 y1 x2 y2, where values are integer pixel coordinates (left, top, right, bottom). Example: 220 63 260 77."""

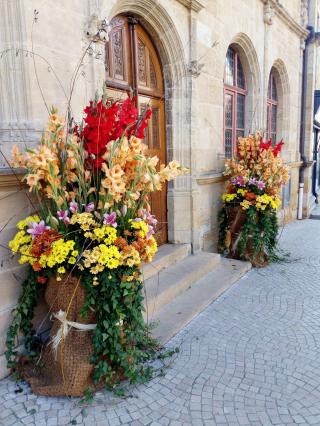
225 129 232 158
272 75 278 101
225 93 233 128
266 104 270 138
237 56 245 89
225 48 235 86
271 104 277 134
237 94 245 129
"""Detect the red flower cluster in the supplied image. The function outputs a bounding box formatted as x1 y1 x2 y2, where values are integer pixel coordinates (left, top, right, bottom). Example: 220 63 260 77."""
81 95 151 168
260 138 284 157
30 229 61 271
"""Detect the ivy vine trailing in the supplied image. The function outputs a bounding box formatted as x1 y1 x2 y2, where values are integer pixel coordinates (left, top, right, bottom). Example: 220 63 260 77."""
81 267 159 389
6 265 160 392
5 268 41 374
218 205 284 266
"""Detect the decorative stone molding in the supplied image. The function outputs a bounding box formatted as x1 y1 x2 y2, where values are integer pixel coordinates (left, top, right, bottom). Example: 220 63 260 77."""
196 172 227 185
301 0 308 28
263 1 275 25
188 60 204 77
84 14 111 44
176 0 206 13
261 0 309 38
287 161 303 169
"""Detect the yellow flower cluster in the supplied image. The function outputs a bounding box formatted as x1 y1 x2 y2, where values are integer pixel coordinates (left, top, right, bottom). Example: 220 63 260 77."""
16 215 40 230
18 244 36 265
240 200 252 210
70 213 97 231
121 247 141 267
256 194 281 210
82 244 121 273
222 193 237 202
237 189 247 196
39 239 76 268
92 225 117 244
130 220 149 237
144 236 157 263
9 230 32 253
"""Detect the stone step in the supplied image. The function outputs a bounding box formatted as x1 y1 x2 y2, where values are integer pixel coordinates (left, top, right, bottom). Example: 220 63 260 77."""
142 243 191 281
144 252 221 321
151 257 251 344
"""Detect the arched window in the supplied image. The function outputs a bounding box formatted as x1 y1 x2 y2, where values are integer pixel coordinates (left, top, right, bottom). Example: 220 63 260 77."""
224 47 247 158
266 70 278 144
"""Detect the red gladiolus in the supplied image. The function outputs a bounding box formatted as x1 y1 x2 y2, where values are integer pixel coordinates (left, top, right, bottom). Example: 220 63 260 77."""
81 95 151 168
260 139 272 151
273 140 284 157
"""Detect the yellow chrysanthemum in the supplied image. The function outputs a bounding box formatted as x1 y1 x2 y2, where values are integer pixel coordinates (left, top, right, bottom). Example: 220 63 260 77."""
222 193 237 202
16 215 40 230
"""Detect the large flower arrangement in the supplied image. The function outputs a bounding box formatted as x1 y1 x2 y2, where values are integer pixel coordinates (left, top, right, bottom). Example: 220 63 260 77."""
6 94 187 396
218 134 289 266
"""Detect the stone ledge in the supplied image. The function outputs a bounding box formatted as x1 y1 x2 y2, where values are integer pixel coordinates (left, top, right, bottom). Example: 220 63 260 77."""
196 171 227 185
0 168 25 190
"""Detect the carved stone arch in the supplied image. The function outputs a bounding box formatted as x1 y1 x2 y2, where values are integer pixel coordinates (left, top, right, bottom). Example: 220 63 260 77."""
226 33 261 134
268 59 290 142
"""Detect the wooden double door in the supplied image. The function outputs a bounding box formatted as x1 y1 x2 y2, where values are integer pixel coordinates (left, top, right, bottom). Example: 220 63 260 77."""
105 15 167 245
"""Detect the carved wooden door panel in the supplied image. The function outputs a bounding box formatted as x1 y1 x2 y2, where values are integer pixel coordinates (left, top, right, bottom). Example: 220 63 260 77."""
106 16 167 245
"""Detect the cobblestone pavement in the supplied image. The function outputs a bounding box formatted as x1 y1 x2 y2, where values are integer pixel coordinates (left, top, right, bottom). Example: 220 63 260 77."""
1 219 320 426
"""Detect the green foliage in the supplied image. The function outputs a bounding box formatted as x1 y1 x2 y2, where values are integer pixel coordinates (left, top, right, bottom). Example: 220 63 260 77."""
217 207 229 254
6 265 161 394
5 268 41 371
218 205 282 266
80 267 159 388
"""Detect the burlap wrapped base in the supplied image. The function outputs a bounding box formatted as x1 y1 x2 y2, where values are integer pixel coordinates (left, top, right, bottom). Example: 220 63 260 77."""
24 275 97 397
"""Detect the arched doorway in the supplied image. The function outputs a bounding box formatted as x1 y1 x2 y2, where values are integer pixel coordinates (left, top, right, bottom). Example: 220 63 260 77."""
106 15 167 245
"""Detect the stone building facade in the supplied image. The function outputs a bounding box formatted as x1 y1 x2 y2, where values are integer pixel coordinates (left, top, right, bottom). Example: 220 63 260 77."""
0 0 318 378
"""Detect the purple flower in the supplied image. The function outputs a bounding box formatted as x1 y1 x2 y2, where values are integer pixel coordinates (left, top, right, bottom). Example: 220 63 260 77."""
231 176 246 187
85 202 94 213
256 180 266 190
57 210 70 225
139 209 158 227
103 212 117 228
27 220 50 238
248 177 258 186
146 224 155 239
69 201 79 214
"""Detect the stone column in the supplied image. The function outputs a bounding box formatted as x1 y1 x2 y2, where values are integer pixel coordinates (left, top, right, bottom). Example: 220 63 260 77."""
168 0 206 253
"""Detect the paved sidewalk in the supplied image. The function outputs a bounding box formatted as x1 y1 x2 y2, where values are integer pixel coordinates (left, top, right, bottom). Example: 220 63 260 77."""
1 219 320 426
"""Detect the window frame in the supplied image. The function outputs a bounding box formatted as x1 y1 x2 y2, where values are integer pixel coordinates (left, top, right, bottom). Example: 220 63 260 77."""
266 71 278 144
223 47 247 158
